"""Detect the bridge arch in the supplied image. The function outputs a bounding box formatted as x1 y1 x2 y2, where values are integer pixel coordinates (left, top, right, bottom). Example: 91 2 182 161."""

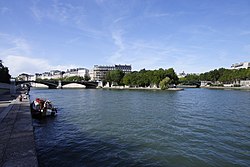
16 81 58 89
61 81 98 88
16 80 98 89
62 83 86 88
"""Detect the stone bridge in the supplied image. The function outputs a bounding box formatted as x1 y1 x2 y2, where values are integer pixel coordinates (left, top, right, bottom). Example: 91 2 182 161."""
16 80 98 89
181 81 201 88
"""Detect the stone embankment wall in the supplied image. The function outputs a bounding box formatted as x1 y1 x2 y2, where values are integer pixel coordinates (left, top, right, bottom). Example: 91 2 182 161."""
0 83 10 95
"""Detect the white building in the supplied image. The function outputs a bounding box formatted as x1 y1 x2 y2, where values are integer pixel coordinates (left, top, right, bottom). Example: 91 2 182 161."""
41 72 52 80
17 73 29 81
50 70 63 79
91 64 132 81
231 62 250 69
63 68 89 78
32 70 64 80
89 69 94 81
28 75 36 81
240 80 250 87
178 71 187 78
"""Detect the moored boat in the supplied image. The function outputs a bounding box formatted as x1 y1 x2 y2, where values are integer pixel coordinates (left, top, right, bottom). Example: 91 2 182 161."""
30 98 57 118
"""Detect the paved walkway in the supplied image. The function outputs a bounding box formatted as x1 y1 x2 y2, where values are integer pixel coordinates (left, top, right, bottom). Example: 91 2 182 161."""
0 95 38 167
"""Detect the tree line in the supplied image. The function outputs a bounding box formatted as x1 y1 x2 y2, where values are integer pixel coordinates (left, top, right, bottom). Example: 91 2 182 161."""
105 68 179 89
0 60 11 83
180 68 250 84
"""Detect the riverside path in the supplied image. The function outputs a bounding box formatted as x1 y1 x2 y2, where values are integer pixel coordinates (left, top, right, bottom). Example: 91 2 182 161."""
0 94 38 167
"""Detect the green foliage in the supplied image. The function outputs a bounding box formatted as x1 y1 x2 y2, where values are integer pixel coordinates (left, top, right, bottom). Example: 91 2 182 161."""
178 77 187 83
182 68 250 84
63 76 84 82
105 70 124 85
165 68 179 84
159 77 170 90
0 60 11 83
84 74 91 81
122 68 179 87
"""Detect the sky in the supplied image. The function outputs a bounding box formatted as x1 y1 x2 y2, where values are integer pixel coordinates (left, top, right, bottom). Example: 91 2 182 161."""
0 0 250 77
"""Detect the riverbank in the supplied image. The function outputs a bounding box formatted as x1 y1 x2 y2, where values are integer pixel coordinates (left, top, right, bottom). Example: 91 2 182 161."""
0 92 38 166
202 86 250 90
102 86 184 91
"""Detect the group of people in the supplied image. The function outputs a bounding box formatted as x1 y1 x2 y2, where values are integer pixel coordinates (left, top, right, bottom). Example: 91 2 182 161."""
18 92 28 102
32 98 52 112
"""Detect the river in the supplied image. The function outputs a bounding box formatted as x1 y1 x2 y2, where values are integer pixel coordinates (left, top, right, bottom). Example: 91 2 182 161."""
29 88 250 167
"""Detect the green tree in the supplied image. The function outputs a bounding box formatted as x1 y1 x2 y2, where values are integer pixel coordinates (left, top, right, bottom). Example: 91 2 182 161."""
64 76 84 82
122 73 132 86
121 68 179 87
105 70 125 85
84 74 91 81
165 68 179 84
159 77 170 90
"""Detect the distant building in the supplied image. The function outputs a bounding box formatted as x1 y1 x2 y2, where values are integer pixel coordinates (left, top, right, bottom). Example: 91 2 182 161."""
28 75 36 81
231 62 250 69
50 70 64 79
23 68 89 81
240 80 250 87
32 70 64 80
91 65 115 81
91 64 132 81
17 73 29 81
34 73 42 80
41 72 52 80
114 64 131 73
178 71 187 78
63 68 89 78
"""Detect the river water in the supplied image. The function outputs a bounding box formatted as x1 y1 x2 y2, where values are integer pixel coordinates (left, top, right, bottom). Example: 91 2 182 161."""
30 88 250 167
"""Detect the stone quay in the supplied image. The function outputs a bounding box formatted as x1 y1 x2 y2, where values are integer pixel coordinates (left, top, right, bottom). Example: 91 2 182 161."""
0 93 38 167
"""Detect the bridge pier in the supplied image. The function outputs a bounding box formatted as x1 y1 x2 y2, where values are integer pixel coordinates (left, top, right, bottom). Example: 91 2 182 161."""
57 80 62 89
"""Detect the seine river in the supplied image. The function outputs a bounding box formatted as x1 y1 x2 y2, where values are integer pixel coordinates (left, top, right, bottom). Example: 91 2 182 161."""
30 88 250 167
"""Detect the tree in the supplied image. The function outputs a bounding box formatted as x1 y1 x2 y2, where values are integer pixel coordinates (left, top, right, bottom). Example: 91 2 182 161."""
0 60 11 83
64 76 84 82
165 68 179 84
105 70 125 85
159 77 170 90
122 73 132 86
84 74 91 81
121 68 179 87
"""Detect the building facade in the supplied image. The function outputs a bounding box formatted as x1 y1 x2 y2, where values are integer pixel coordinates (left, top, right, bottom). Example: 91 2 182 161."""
91 64 132 81
231 62 250 69
17 73 29 81
240 80 250 87
178 71 187 78
63 68 89 78
31 70 64 80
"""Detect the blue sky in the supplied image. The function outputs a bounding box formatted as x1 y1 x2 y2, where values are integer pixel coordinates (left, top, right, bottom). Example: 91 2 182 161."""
0 0 250 76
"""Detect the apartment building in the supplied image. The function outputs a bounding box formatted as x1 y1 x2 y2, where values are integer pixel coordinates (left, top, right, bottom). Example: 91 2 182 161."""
231 62 250 69
91 64 132 81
